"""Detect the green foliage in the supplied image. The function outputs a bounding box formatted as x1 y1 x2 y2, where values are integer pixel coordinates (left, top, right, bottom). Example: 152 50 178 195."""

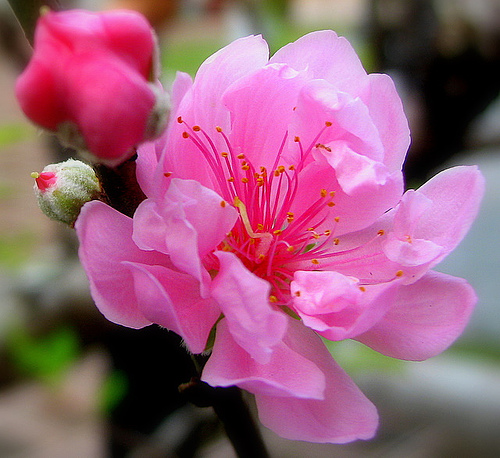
6 324 80 385
98 370 128 414
0 231 37 270
0 123 34 148
162 39 225 77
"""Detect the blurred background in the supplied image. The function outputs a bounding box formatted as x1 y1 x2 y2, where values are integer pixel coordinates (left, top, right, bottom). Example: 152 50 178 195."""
0 0 500 456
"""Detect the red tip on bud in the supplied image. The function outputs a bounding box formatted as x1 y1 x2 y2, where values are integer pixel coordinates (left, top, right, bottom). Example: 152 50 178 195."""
32 171 57 192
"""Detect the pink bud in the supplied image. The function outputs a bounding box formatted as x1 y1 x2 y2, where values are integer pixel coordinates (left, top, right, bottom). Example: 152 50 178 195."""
16 9 168 166
33 171 57 192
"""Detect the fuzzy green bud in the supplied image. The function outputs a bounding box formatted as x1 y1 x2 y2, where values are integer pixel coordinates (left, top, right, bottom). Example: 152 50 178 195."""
32 159 102 226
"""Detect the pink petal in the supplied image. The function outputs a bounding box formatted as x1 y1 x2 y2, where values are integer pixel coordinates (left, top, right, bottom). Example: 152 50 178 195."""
223 64 307 170
414 166 485 256
321 142 390 194
290 79 384 168
270 30 367 94
202 318 325 399
192 35 269 129
383 233 443 266
211 251 288 364
75 200 162 328
124 262 220 354
133 179 237 294
254 319 378 443
356 271 477 361
136 140 161 198
291 271 397 340
16 58 62 131
358 73 410 172
159 36 269 187
65 55 156 163
289 154 403 237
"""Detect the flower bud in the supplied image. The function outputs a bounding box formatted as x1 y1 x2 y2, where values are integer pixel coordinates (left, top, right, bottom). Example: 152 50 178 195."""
16 9 168 166
32 159 102 226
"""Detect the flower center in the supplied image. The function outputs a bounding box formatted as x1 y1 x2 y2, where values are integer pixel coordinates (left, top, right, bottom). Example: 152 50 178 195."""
177 117 340 303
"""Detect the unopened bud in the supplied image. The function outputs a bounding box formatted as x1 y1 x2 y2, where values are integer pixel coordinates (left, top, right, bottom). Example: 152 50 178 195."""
32 159 101 226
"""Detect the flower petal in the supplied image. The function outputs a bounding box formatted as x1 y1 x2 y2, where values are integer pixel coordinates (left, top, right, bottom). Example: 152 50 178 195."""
291 271 397 340
358 73 410 172
202 318 324 398
211 251 288 364
159 36 269 187
289 154 403 237
413 165 485 255
270 30 367 94
124 262 220 353
75 200 162 328
254 319 378 443
356 271 477 360
223 63 307 170
133 179 237 295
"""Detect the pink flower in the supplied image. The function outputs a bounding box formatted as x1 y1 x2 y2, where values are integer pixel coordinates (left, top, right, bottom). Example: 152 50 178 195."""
75 32 484 442
16 9 167 166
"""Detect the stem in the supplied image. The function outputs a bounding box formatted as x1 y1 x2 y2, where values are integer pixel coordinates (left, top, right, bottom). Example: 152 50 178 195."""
7 0 62 45
179 374 270 458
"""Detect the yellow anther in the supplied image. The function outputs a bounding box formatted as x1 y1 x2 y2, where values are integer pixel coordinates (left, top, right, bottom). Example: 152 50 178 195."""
221 152 228 158
311 259 319 265
333 238 340 245
325 121 332 127
242 177 249 183
377 230 385 236
329 191 335 197
287 245 295 252
269 295 278 303
320 189 328 197
324 230 332 236
258 253 266 261
274 170 280 177
31 172 39 179
396 270 404 277
277 165 286 174
257 223 264 231
294 290 301 297
334 216 340 222
273 229 282 235
220 201 226 208
294 136 300 142
359 286 366 292
288 165 295 170
327 202 335 207
216 126 222 132
193 125 201 131
241 164 250 171
237 154 245 159
182 132 189 138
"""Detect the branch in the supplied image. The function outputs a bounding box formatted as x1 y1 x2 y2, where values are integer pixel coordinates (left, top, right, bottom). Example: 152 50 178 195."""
180 377 270 458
